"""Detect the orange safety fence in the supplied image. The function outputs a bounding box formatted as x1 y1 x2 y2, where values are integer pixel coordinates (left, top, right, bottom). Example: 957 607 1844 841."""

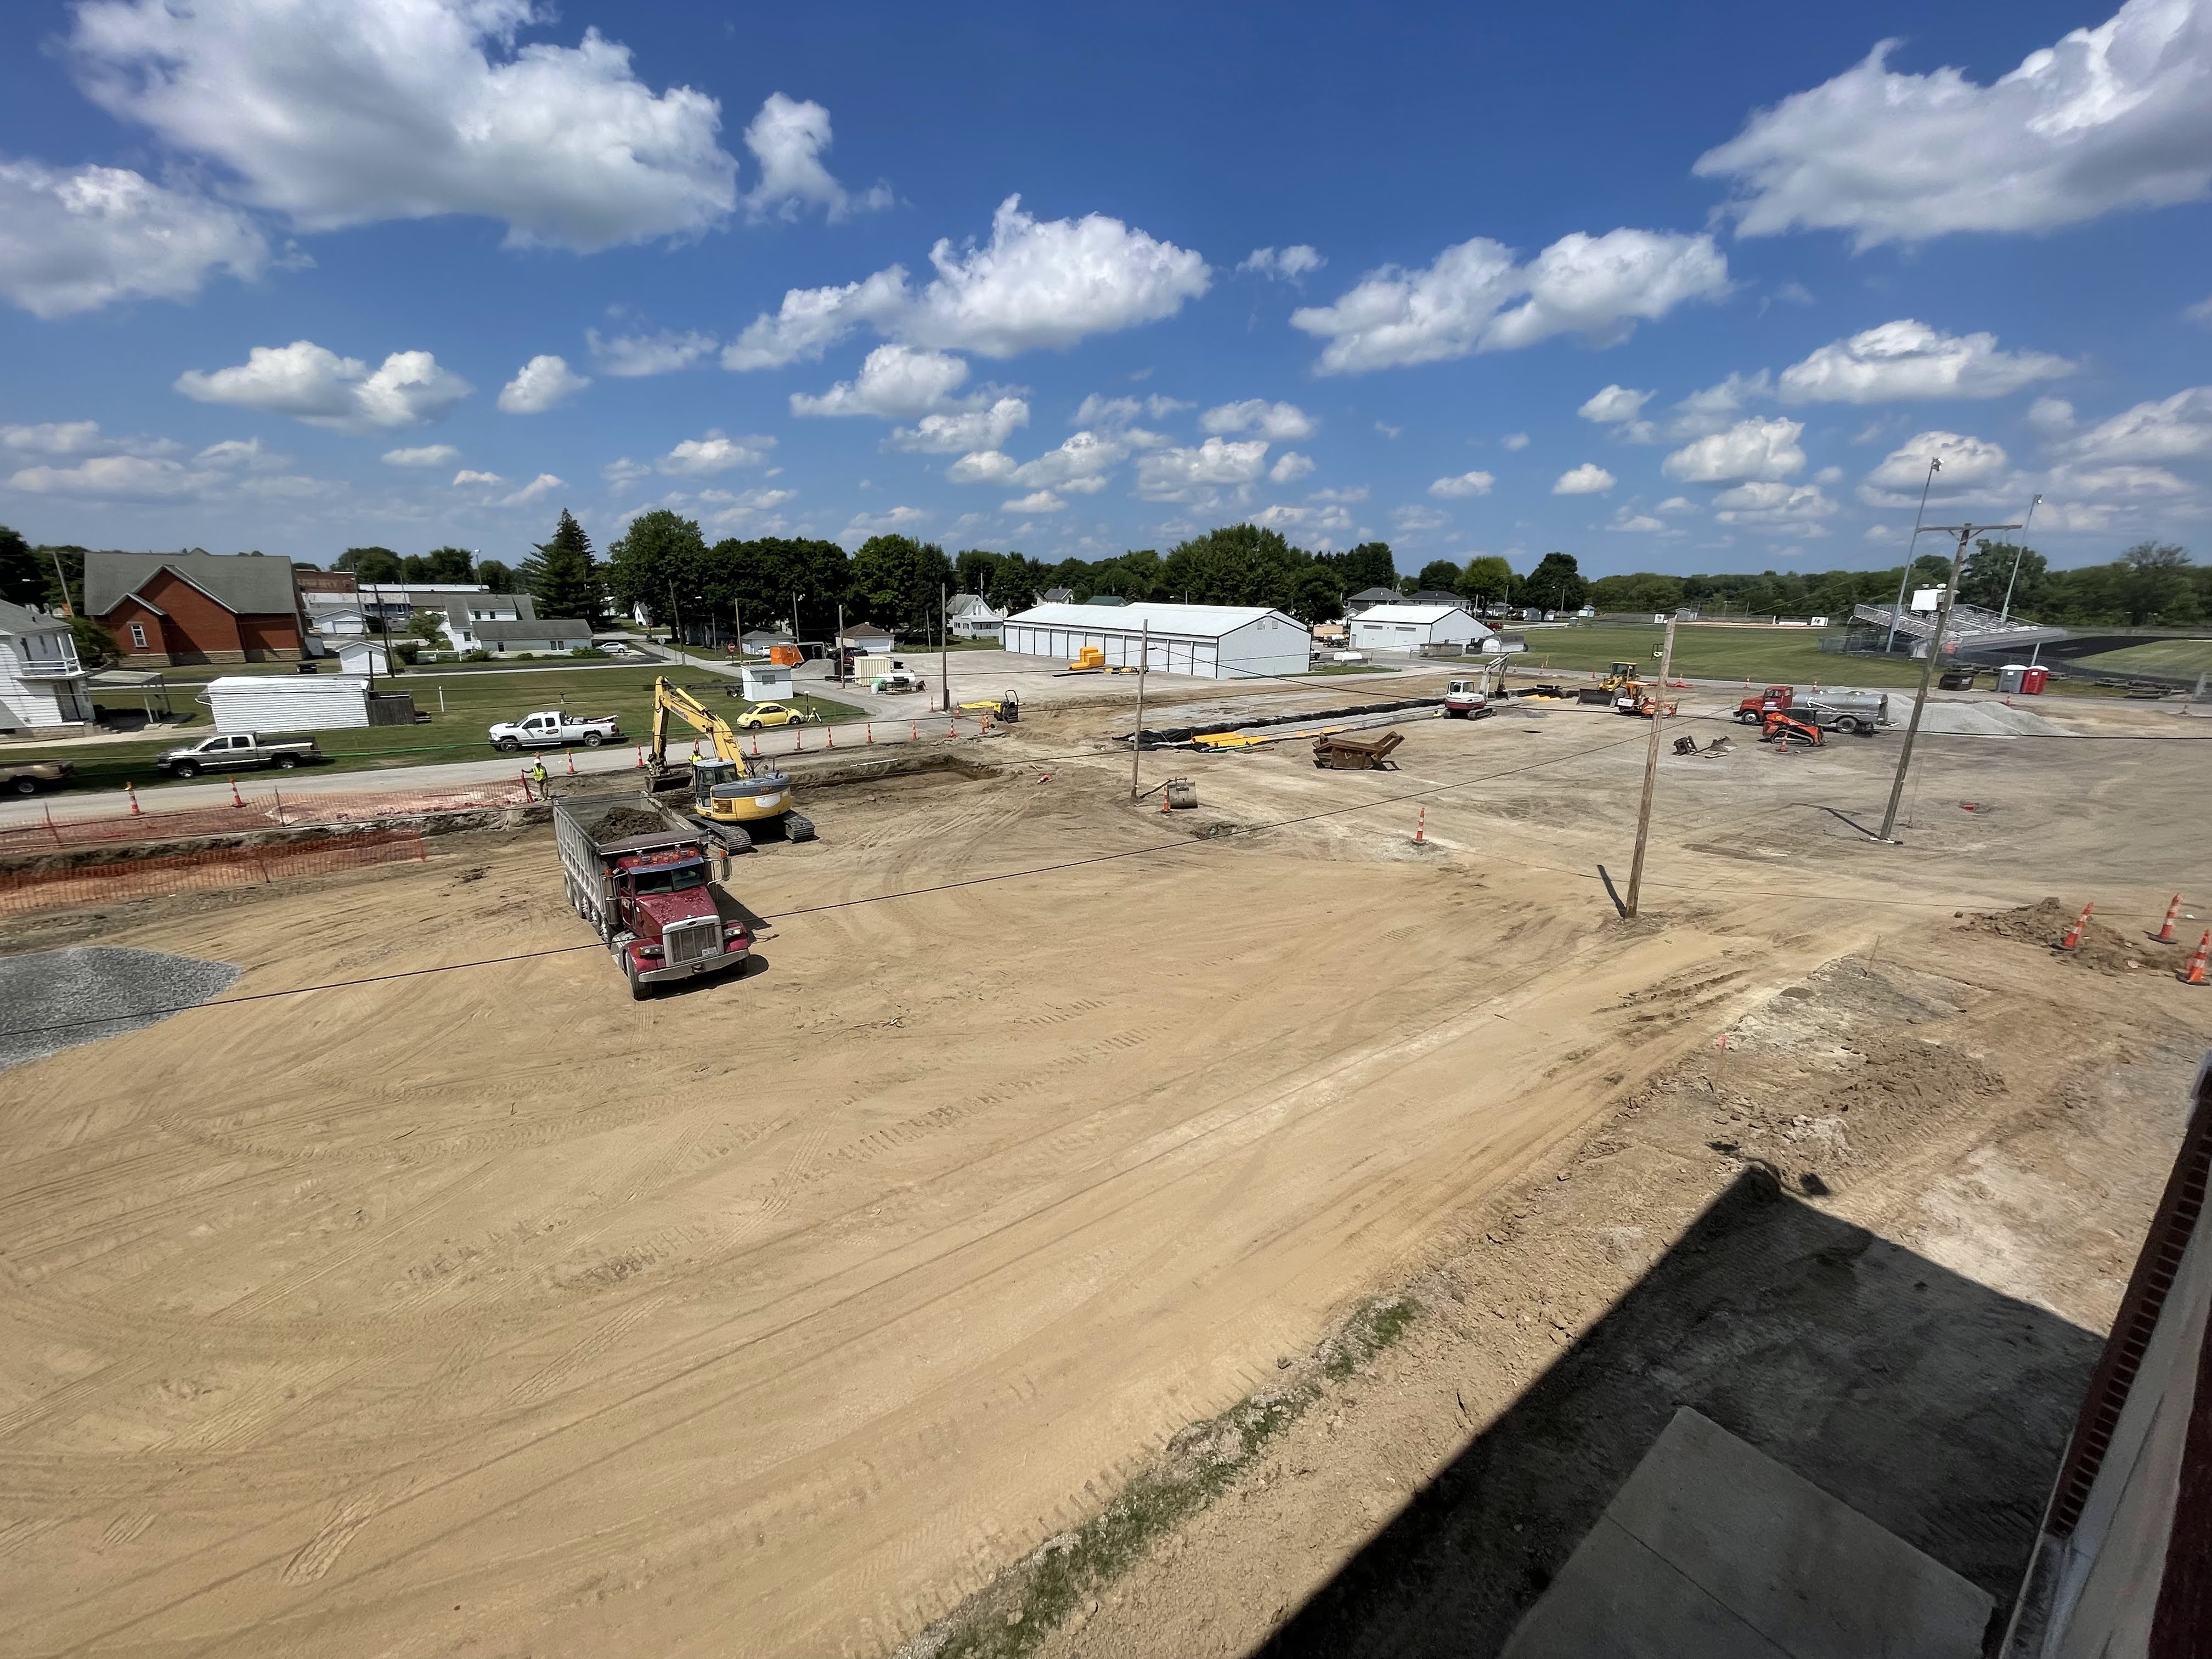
0 828 429 915
0 780 529 856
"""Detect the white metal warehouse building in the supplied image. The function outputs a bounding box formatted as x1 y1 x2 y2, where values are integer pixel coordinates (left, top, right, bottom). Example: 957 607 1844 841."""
1347 602 1494 654
998 602 1311 681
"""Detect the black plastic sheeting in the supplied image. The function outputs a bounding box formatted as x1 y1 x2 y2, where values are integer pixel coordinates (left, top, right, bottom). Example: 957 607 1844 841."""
1123 696 1443 749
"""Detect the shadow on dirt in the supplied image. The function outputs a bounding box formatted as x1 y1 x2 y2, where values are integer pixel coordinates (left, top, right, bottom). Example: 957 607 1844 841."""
1248 1169 2099 1658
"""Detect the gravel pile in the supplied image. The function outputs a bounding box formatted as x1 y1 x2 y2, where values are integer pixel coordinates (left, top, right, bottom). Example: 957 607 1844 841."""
1913 701 2068 738
0 947 242 1071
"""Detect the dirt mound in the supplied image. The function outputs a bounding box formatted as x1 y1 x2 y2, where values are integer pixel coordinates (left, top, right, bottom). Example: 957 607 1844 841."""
1978 898 2155 973
596 805 673 839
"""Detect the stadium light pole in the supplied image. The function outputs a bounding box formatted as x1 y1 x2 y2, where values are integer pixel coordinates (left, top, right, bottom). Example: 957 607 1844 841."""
1883 458 1942 655
1999 494 2042 625
1878 521 2020 844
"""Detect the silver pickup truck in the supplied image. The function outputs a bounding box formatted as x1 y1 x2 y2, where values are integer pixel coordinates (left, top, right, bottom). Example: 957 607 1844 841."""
155 731 322 777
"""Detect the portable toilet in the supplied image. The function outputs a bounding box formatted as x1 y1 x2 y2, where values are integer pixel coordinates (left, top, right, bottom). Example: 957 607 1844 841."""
1996 664 2028 695
2019 665 2050 695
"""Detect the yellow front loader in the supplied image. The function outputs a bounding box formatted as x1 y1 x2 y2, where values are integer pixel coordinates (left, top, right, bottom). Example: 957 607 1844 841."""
648 676 815 849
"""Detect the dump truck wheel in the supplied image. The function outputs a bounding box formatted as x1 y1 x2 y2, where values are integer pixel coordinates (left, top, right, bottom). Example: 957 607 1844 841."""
625 960 650 1001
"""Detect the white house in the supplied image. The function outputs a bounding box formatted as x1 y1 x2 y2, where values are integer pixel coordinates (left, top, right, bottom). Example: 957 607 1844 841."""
946 592 1006 639
0 599 93 733
998 601 1311 682
1347 602 1494 655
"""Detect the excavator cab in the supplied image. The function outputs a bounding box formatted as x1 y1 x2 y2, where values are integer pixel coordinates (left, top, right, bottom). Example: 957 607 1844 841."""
693 757 741 812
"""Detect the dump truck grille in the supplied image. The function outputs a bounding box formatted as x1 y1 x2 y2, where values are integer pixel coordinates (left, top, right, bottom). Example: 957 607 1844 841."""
664 918 720 965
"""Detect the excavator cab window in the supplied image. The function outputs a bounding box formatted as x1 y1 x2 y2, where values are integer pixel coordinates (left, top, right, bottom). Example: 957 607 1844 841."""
693 758 740 809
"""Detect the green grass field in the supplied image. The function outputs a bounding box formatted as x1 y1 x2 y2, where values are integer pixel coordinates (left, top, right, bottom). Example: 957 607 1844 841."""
14 665 865 794
1508 624 1927 687
2073 638 2212 679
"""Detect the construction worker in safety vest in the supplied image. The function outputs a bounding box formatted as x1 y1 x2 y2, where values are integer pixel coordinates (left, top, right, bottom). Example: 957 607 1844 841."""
528 757 549 799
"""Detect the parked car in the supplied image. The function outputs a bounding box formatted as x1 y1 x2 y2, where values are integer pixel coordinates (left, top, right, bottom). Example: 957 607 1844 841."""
487 709 622 751
731 702 811 730
599 640 636 657
1 758 75 796
155 732 321 777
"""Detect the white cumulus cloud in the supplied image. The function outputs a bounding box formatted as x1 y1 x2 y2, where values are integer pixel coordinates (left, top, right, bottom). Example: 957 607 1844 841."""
500 471 563 506
1200 399 1317 441
498 353 590 414
69 0 737 250
741 92 890 222
2064 386 2212 464
1711 482 1839 531
1863 431 2013 496
174 340 471 432
1292 228 1728 374
1269 451 1315 483
792 343 975 419
1778 320 2074 403
889 398 1031 454
1662 417 1807 483
1696 0 2212 247
1136 437 1270 501
658 430 775 476
2 420 178 458
725 194 1207 369
587 328 716 377
1002 489 1065 514
1500 432 1530 450
1429 470 1496 498
382 443 458 466
1579 384 1652 423
1552 462 1616 495
1238 245 1324 281
0 159 267 318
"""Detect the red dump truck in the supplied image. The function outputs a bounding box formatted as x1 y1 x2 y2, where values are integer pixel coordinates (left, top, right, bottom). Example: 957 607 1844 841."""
553 794 753 999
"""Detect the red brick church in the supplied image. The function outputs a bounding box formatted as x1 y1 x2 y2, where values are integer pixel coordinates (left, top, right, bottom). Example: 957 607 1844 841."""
86 551 311 667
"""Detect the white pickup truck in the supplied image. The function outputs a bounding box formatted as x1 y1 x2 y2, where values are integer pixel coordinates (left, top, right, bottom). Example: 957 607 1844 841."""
488 709 623 752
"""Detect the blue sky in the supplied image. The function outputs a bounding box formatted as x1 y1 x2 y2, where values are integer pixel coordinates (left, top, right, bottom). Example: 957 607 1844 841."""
3 0 2209 577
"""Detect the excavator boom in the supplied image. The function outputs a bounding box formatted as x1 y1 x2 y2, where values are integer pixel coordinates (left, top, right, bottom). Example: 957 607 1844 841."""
648 676 815 844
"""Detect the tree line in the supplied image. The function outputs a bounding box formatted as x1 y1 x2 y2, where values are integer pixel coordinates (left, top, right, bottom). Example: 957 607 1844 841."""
1586 541 2208 628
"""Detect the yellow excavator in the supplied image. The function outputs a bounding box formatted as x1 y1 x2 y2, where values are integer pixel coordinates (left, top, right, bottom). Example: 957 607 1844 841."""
648 677 814 850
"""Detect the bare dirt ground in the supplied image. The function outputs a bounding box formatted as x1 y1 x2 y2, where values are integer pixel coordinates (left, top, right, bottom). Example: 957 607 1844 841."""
1 691 2206 1659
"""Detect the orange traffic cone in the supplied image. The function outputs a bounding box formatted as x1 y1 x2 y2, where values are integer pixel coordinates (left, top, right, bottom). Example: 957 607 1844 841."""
1414 806 1426 844
125 781 141 815
565 749 577 775
866 722 874 744
910 720 918 742
2150 893 2183 944
229 776 245 806
826 724 836 748
2181 931 2209 985
635 745 645 769
2058 901 2093 950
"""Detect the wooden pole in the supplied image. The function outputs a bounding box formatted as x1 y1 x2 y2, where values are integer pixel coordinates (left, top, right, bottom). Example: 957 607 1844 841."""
1623 617 1676 919
1877 522 2014 842
939 584 950 713
1130 620 1149 798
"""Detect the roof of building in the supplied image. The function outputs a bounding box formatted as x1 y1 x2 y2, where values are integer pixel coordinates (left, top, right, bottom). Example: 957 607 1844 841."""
946 593 1003 617
1353 602 1486 625
1005 601 1306 638
1406 589 1463 606
84 551 301 617
1084 594 1129 606
1346 586 1403 603
443 594 538 624
1039 587 1075 604
0 598 74 637
471 617 593 642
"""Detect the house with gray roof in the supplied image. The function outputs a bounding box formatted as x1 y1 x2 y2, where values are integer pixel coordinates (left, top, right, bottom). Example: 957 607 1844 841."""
0 598 93 732
86 550 309 667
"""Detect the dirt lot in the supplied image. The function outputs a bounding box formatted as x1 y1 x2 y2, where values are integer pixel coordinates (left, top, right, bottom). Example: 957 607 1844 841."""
2 690 2207 1658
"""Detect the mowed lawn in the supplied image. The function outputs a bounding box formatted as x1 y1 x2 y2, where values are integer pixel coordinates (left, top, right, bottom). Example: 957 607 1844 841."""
1512 624 1940 690
13 665 865 794
2074 638 2212 679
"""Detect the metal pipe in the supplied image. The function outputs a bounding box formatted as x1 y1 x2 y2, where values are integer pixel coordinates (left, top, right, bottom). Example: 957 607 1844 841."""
1999 494 2042 624
1623 616 1677 919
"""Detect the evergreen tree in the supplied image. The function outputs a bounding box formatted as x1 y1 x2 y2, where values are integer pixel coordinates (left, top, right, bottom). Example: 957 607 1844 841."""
0 525 41 606
521 509 606 626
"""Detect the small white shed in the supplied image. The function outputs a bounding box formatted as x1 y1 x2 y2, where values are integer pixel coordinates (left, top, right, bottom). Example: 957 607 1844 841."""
203 674 376 733
741 663 794 701
336 639 394 676
998 602 1310 682
1347 603 1494 654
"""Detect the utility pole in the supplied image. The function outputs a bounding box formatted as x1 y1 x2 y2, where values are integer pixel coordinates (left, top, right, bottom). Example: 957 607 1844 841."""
1622 617 1677 919
939 583 950 712
47 550 74 618
1878 521 2019 843
791 590 803 662
1884 459 1942 655
1999 494 2042 624
836 600 845 687
1130 620 1150 798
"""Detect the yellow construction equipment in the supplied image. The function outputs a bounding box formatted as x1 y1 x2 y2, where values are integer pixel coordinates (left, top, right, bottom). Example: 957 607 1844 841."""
648 676 815 850
1068 644 1107 672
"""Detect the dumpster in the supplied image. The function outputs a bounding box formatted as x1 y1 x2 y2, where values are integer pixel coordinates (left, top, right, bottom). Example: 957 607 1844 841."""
2019 665 2050 695
1996 664 2028 694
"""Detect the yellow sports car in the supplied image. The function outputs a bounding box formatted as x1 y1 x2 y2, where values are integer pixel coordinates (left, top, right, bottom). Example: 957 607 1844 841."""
732 701 810 730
